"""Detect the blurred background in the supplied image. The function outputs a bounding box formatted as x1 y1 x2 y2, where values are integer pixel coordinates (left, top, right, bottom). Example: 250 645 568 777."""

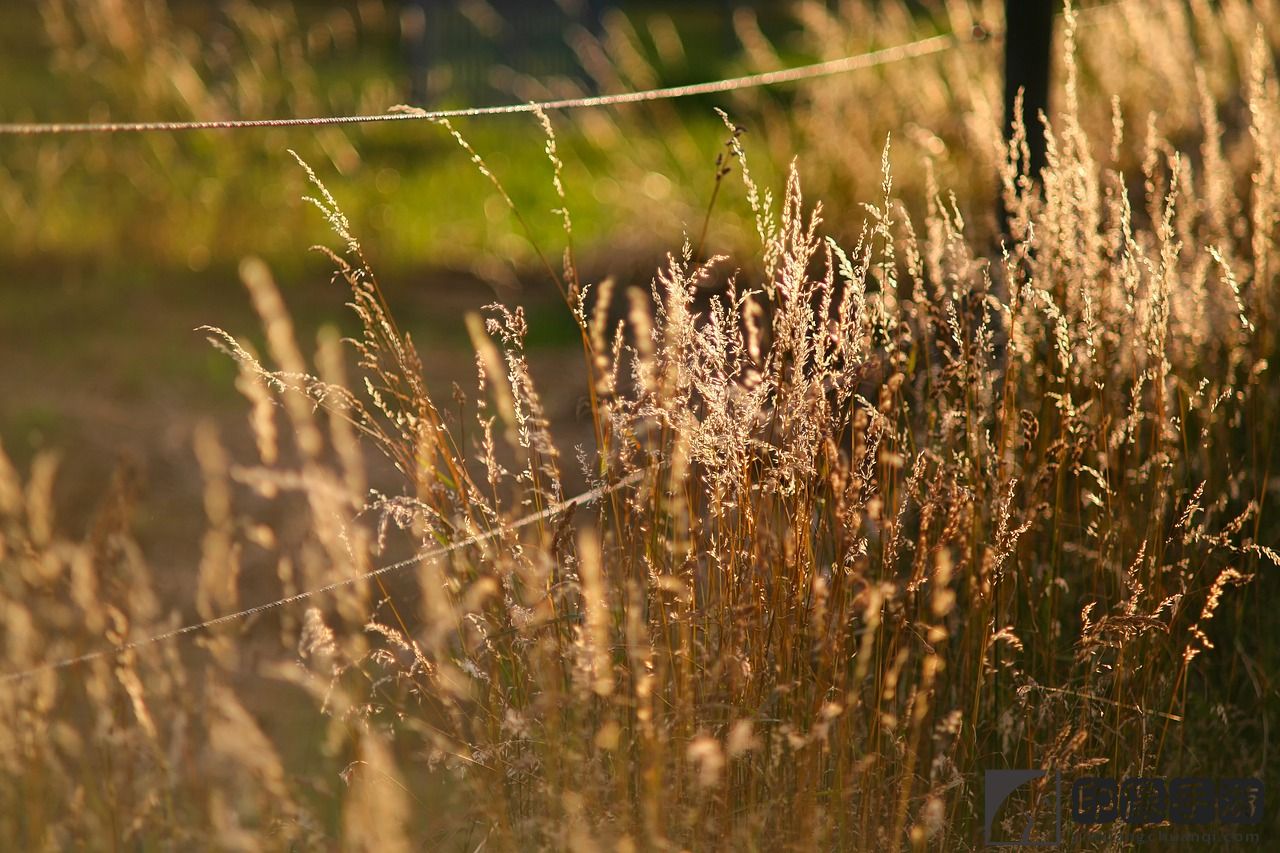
0 0 1269 584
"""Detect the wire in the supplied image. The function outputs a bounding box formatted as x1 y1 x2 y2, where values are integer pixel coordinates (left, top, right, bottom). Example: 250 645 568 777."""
0 468 646 684
0 0 1141 683
0 30 978 137
0 25 983 682
0 0 1144 138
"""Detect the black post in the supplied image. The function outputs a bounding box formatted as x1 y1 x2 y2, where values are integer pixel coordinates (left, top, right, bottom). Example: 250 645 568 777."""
1003 0 1054 181
584 0 607 36
403 0 432 106
723 0 737 55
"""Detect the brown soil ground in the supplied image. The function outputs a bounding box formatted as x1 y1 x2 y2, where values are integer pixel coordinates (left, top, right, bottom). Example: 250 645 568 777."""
0 259 597 611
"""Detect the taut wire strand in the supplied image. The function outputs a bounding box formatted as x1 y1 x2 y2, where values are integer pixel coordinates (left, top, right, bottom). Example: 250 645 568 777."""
0 0 1144 680
0 31 972 136
0 469 645 684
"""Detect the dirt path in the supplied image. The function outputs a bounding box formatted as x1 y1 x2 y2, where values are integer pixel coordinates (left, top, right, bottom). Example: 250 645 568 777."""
0 260 595 608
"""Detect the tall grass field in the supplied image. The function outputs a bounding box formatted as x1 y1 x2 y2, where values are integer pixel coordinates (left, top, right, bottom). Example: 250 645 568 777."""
1 0 1278 849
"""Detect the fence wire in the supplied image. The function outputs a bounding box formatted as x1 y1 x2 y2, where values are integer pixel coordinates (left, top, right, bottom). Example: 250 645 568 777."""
0 0 1143 682
0 29 981 136
1 469 645 683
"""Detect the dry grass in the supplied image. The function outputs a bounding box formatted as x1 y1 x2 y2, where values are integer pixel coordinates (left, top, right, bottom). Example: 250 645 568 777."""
2 1 1279 850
